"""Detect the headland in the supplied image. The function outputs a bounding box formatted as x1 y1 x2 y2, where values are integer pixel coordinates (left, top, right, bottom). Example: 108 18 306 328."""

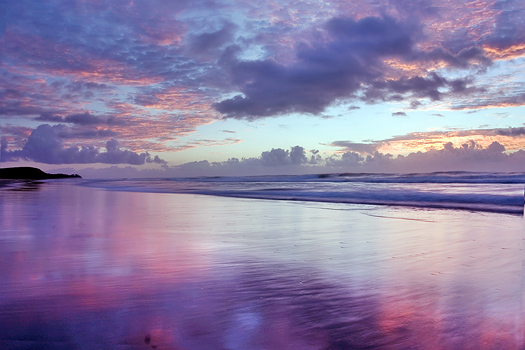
0 166 81 179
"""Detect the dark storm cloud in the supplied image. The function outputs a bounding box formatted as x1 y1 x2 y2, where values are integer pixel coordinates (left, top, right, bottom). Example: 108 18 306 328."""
1 124 165 165
214 16 484 119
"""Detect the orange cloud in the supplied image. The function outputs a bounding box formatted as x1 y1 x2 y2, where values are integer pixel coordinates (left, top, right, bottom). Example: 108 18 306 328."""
331 129 525 157
378 130 525 155
484 43 525 60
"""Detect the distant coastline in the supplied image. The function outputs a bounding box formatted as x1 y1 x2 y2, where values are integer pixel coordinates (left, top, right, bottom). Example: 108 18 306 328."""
0 167 81 180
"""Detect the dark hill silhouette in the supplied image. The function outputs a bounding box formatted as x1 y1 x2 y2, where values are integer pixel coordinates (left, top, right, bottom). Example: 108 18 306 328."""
0 167 81 179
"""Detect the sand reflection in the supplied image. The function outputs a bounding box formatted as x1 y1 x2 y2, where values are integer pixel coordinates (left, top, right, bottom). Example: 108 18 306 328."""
0 183 523 349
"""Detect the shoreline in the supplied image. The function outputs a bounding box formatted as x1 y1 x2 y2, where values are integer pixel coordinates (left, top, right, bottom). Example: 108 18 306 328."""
79 177 525 216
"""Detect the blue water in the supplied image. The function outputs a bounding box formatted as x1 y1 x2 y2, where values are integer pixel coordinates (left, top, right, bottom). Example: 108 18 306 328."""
80 171 525 215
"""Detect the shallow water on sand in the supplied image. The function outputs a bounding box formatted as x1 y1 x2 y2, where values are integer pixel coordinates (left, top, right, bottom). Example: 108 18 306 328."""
0 182 524 349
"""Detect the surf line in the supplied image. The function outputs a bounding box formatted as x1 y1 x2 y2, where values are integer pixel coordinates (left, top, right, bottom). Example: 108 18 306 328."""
361 212 436 223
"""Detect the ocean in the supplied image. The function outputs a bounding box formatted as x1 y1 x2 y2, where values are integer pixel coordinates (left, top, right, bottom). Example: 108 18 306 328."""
81 171 525 215
0 171 524 349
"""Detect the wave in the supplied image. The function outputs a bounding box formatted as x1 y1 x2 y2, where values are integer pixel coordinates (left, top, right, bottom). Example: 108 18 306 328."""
82 171 525 215
173 171 525 184
188 188 524 215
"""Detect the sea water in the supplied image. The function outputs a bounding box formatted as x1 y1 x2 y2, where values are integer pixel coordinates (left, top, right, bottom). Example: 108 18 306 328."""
82 171 525 215
0 172 524 349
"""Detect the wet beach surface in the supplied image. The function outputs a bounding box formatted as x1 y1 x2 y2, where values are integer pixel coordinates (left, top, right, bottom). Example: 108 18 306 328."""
0 182 523 349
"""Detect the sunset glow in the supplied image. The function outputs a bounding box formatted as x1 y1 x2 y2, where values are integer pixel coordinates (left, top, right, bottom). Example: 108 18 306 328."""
1 0 524 176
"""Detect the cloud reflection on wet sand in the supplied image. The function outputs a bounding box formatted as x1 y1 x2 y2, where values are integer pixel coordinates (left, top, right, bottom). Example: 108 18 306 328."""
0 183 523 349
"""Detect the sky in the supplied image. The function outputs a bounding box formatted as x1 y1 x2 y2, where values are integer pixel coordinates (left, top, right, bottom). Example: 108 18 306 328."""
1 0 525 178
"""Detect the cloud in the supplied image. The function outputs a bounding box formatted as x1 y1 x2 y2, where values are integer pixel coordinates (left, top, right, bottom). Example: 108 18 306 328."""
326 139 524 173
259 148 292 166
495 127 525 136
35 112 104 125
214 16 413 119
185 22 236 61
170 145 312 176
1 124 166 165
172 137 243 151
35 112 128 126
329 141 379 155
325 151 364 167
197 140 523 174
343 140 517 173
290 146 308 164
392 111 407 117
364 73 475 103
76 140 525 178
483 0 525 59
4 0 191 79
384 140 516 173
214 15 487 119
0 70 71 117
30 107 218 154
448 88 525 111
60 129 119 139
328 127 525 156
2 0 525 170
64 113 108 125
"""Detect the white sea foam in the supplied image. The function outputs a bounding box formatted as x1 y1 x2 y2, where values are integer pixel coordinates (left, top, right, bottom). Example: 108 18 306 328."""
81 171 525 215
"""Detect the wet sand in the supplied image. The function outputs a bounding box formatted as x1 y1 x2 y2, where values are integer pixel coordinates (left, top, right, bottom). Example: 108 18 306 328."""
0 182 523 349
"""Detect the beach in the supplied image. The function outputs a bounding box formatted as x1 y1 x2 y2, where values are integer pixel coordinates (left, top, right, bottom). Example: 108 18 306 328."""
0 180 524 349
